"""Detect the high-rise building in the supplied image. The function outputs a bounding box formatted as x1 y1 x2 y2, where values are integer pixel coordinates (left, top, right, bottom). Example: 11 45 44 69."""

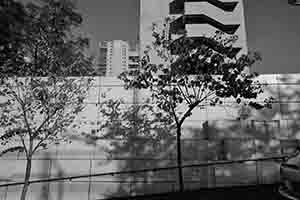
97 40 139 77
169 0 247 56
128 50 140 70
97 41 108 76
140 0 247 58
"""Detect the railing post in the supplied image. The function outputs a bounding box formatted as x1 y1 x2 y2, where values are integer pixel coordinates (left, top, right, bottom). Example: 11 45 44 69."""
47 158 52 200
256 160 260 184
4 184 8 200
88 159 92 200
129 180 132 196
213 165 216 188
253 139 260 184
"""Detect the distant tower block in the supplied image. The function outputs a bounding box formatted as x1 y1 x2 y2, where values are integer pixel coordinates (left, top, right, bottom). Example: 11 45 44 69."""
97 40 139 77
140 0 248 58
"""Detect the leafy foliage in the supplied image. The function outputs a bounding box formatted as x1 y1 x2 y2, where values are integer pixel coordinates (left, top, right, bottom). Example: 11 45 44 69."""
120 20 273 128
0 0 94 156
0 0 95 77
0 1 94 199
0 0 27 70
0 77 92 155
119 18 273 191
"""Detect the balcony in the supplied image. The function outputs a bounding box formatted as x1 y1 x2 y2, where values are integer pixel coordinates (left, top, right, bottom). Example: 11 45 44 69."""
169 0 239 15
170 14 240 35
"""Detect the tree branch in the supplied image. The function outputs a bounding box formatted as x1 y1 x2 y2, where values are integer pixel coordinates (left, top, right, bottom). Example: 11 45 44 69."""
169 94 179 127
32 130 51 154
34 106 61 137
178 100 201 126
6 85 24 106
196 83 203 100
177 85 191 105
0 146 25 157
200 91 215 103
18 134 28 157
183 83 191 103
178 91 215 126
192 86 197 100
33 111 64 154
4 83 33 140
18 99 33 140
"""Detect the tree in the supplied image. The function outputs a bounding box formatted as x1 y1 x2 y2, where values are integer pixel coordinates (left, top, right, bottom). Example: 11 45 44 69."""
0 0 94 199
119 19 273 191
0 0 27 70
1 0 95 77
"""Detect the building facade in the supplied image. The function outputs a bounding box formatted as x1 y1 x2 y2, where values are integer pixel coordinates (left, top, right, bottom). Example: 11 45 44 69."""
169 0 247 56
97 40 139 77
1 74 300 200
140 0 247 59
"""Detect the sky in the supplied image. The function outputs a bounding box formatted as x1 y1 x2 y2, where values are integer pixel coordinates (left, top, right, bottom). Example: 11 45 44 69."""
76 0 139 56
244 0 300 74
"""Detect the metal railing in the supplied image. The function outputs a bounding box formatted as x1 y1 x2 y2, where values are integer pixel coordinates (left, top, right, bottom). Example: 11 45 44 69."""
0 153 293 188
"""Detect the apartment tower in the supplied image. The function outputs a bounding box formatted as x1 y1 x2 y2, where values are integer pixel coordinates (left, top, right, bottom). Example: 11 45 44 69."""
140 0 248 57
98 40 139 76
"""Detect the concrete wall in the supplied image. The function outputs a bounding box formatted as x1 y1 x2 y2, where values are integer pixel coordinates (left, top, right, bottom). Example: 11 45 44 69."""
0 74 300 199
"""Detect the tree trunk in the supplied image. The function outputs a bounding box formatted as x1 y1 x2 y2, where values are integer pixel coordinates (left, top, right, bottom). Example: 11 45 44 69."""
176 126 184 192
20 156 32 200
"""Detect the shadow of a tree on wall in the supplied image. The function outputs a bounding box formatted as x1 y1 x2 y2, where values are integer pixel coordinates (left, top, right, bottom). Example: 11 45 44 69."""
38 152 65 200
85 74 300 198
96 99 177 197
